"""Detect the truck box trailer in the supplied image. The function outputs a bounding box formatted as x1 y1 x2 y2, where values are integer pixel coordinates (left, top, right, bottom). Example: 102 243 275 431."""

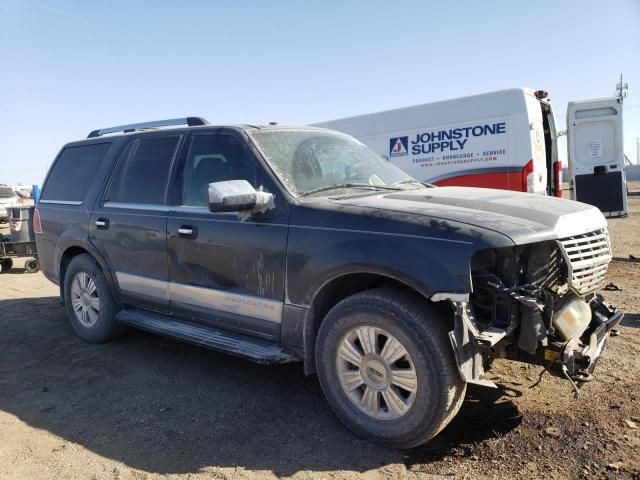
313 88 562 196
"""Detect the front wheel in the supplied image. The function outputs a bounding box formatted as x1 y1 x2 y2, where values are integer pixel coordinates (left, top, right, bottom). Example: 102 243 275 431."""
315 288 466 449
63 254 126 343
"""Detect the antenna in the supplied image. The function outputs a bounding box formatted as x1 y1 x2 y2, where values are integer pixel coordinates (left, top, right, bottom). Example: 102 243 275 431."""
615 73 628 102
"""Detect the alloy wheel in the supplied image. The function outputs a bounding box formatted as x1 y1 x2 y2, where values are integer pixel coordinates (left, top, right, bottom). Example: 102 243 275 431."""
336 325 418 420
70 271 100 327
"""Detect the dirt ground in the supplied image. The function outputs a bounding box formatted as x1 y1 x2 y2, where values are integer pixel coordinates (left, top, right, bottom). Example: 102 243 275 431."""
0 186 638 480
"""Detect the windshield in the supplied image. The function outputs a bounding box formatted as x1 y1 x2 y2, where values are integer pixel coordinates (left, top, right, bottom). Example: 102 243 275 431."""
248 129 417 196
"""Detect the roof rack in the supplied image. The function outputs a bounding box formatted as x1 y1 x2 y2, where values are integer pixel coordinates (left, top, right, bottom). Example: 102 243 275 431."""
87 117 209 138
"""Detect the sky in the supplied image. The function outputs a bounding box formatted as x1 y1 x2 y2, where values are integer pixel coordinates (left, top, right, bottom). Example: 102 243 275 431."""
1 0 639 185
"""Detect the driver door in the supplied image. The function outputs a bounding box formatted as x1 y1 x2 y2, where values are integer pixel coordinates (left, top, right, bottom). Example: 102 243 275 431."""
166 131 290 340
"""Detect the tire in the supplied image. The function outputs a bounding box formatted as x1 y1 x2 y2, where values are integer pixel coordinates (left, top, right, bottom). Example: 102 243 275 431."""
0 258 13 272
63 254 126 343
315 288 466 449
24 259 39 273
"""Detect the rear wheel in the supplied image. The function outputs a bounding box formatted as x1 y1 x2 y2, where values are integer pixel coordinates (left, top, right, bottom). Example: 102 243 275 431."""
24 259 39 273
63 254 126 343
316 288 466 449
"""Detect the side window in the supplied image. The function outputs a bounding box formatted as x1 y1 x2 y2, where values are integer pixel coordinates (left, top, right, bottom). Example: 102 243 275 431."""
181 134 257 207
41 143 111 203
107 136 180 205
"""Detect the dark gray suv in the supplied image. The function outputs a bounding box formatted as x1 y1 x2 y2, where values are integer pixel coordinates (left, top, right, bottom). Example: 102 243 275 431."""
35 117 622 448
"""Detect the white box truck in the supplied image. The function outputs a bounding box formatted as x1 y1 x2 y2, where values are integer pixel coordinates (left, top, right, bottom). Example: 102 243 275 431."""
313 88 562 197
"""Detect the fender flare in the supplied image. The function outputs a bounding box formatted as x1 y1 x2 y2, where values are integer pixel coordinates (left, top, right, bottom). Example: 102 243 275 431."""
55 231 118 302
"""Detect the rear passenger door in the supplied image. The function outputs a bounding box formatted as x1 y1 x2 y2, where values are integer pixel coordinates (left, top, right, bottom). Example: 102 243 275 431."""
91 134 183 313
166 131 290 340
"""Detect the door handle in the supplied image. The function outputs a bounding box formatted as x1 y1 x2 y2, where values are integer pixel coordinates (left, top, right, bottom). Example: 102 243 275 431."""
95 218 109 229
178 225 197 238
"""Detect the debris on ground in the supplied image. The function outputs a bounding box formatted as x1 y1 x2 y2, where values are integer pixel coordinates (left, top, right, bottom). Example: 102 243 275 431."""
607 462 624 471
544 426 561 438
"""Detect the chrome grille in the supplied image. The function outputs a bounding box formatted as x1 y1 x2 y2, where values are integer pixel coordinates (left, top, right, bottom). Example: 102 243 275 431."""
540 244 568 293
558 228 611 294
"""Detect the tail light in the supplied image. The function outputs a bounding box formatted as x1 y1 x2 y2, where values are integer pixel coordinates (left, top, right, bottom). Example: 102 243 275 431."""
33 208 43 234
522 159 535 192
553 161 563 198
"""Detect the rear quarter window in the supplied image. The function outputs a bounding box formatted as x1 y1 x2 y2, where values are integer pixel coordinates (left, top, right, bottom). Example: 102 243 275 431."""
41 143 112 203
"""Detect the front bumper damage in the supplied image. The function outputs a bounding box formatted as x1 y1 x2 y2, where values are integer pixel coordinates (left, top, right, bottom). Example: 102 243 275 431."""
559 302 623 378
448 296 623 396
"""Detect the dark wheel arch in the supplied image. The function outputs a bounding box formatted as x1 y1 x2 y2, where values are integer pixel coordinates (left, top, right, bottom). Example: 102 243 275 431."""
63 253 126 343
301 271 451 376
59 245 119 306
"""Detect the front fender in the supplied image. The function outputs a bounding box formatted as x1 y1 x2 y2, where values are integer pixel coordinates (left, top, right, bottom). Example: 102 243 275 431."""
286 228 478 306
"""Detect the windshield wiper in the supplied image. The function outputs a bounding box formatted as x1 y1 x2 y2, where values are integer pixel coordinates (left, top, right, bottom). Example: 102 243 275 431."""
298 183 400 197
392 179 434 188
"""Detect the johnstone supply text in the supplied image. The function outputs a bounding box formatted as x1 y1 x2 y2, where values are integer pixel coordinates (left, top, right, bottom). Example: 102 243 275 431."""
410 122 506 154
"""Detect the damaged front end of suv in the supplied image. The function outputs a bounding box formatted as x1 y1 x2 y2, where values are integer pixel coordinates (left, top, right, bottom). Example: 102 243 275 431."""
449 227 623 397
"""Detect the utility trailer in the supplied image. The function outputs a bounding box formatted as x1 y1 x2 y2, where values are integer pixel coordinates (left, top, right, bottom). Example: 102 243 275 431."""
0 206 39 273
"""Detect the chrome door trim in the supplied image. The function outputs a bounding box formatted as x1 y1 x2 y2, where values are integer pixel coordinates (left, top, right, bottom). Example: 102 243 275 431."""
115 272 170 301
103 202 170 212
170 282 282 323
115 271 282 323
39 199 83 205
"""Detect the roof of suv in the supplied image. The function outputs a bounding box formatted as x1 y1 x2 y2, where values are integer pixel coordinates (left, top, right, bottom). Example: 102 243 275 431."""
71 117 330 148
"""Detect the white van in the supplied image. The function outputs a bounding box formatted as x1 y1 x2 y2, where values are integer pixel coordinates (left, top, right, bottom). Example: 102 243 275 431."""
313 88 562 196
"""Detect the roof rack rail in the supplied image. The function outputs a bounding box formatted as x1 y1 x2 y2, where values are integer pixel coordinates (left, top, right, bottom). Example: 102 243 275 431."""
87 117 209 138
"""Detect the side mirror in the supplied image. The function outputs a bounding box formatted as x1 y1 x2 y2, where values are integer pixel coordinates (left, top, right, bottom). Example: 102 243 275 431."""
208 180 274 214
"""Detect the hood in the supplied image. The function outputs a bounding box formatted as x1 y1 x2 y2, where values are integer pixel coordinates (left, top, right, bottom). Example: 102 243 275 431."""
331 186 607 245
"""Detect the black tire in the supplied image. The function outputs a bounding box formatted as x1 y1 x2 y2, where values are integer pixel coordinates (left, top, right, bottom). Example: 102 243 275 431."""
24 259 39 273
315 288 466 449
63 254 126 343
0 258 13 272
